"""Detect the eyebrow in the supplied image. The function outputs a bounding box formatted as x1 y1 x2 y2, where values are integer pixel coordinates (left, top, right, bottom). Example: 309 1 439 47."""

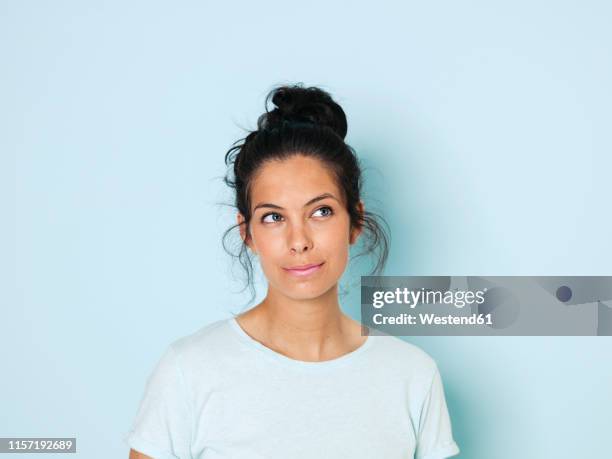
253 193 339 213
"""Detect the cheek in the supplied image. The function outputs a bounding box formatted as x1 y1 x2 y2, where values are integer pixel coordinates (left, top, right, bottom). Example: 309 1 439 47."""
251 231 286 276
328 242 350 272
319 226 351 268
255 237 283 263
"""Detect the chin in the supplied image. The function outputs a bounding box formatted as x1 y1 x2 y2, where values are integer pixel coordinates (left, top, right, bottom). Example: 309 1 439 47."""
280 280 338 301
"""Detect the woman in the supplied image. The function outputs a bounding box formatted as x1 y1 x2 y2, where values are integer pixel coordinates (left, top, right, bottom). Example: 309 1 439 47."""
125 84 460 459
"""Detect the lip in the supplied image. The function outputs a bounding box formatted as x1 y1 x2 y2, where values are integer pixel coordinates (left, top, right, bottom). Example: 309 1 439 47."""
283 262 324 277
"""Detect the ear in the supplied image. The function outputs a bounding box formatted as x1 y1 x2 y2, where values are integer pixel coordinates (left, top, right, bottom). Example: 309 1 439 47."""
237 212 256 254
349 200 365 245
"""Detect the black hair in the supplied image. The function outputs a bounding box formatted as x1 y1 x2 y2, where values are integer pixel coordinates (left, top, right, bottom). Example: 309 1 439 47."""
221 83 390 306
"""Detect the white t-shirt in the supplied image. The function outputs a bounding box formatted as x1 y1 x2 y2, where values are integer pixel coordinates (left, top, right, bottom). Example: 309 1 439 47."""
124 317 460 459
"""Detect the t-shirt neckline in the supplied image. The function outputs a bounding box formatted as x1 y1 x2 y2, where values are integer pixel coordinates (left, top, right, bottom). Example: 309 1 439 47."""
227 316 374 370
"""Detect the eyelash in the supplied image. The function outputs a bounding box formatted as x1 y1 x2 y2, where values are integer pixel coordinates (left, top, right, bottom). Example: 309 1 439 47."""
260 206 334 224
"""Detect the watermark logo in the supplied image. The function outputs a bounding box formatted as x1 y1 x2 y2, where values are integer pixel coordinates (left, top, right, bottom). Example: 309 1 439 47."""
361 276 612 336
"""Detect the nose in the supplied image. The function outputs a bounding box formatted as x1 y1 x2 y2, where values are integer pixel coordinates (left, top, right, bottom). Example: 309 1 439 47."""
288 224 313 254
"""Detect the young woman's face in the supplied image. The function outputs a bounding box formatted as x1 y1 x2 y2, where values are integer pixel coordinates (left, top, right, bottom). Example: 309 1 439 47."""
238 155 363 301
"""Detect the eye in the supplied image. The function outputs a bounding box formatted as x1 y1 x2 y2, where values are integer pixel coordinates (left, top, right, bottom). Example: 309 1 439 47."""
261 212 283 224
260 206 334 224
313 206 334 218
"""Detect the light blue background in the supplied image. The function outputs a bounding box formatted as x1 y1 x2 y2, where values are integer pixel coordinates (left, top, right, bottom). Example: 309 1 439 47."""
2 1 611 458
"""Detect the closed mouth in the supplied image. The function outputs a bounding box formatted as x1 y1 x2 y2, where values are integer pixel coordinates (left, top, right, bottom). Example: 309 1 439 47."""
284 262 324 271
282 262 325 277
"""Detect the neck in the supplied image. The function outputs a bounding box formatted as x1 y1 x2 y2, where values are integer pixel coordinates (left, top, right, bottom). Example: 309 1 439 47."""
245 283 356 361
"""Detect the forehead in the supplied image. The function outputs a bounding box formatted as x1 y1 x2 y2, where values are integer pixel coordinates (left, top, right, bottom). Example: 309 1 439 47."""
249 155 341 207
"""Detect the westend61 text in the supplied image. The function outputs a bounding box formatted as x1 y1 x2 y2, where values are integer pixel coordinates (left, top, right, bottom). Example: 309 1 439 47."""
372 313 493 326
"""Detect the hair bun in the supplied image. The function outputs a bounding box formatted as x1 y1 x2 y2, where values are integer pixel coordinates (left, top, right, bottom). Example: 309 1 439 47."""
258 84 348 139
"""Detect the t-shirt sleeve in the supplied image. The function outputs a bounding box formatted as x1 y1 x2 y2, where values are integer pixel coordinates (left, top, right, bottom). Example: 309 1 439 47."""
123 344 193 459
414 365 460 459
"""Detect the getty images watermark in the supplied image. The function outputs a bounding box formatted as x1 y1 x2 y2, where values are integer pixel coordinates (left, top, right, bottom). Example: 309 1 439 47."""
360 276 612 336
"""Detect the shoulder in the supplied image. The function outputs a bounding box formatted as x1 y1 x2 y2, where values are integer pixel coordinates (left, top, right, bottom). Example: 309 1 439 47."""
169 319 230 356
165 318 238 369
